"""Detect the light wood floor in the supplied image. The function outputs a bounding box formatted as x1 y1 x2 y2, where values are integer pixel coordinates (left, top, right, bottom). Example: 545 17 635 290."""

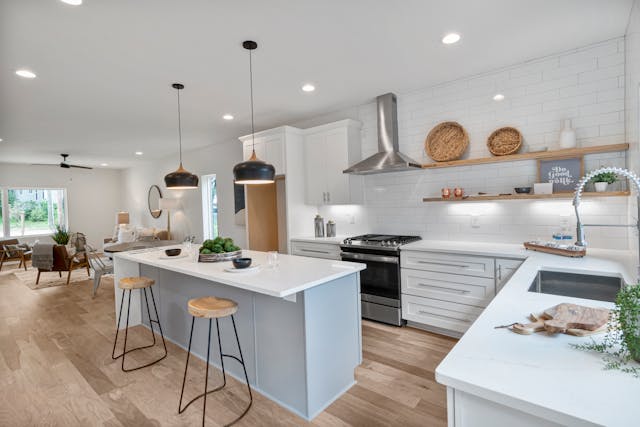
0 262 457 426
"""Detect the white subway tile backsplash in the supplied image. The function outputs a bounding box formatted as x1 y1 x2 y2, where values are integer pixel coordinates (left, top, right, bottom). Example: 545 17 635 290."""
301 38 628 250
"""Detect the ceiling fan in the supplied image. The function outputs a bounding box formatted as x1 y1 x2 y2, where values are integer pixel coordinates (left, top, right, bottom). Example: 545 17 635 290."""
33 153 93 169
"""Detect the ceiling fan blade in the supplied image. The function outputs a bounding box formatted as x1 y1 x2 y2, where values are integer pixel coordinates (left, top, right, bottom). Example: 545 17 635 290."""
31 163 59 166
69 164 93 169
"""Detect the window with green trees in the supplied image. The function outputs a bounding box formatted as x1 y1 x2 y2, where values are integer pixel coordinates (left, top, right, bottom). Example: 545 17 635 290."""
1 188 67 237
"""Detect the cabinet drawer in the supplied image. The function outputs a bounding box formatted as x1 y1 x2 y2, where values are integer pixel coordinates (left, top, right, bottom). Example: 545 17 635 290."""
401 269 495 307
401 251 495 278
290 241 341 260
402 294 483 334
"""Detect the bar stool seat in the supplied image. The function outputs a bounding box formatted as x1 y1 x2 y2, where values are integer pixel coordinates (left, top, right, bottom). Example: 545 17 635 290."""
111 276 167 372
119 276 155 289
188 296 238 318
179 296 252 426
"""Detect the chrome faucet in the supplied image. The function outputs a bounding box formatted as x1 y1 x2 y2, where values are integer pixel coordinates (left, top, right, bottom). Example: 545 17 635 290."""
573 166 640 278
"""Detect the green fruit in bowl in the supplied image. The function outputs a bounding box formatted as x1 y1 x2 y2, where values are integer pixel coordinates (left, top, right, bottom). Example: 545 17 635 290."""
200 248 212 254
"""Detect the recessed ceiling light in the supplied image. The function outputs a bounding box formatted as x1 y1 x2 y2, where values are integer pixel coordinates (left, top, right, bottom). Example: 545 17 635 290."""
223 114 234 120
442 33 461 45
100 163 108 167
302 83 315 92
16 69 36 79
135 151 143 156
60 0 82 5
493 93 505 101
0 138 3 142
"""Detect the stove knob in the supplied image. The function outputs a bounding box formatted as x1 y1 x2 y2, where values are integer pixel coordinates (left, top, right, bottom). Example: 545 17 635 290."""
392 240 398 246
383 240 389 246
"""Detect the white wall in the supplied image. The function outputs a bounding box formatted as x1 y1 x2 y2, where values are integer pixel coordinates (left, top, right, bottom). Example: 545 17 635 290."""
296 38 629 249
120 139 246 247
626 0 640 260
0 163 123 248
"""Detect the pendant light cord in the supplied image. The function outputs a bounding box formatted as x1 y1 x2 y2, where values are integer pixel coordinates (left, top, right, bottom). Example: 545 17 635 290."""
249 47 256 152
176 87 183 165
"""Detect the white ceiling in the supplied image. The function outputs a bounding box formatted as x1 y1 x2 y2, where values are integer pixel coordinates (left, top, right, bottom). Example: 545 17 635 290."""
0 0 633 168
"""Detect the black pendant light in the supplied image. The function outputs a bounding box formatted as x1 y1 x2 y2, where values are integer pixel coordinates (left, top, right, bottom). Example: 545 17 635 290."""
164 83 199 189
233 40 275 185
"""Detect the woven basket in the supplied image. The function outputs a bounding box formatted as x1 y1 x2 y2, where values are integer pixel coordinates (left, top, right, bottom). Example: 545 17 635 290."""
198 250 242 263
487 127 522 156
425 122 469 162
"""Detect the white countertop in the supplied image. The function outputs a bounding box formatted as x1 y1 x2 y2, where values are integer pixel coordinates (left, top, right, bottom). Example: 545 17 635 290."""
401 240 529 259
290 236 347 244
114 246 365 298
429 241 639 426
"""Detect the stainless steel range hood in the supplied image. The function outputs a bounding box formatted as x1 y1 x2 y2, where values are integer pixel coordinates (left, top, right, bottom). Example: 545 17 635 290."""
343 93 421 175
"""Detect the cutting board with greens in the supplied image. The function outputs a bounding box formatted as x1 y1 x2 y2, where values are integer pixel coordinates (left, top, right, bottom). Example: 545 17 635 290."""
510 303 610 336
198 237 242 262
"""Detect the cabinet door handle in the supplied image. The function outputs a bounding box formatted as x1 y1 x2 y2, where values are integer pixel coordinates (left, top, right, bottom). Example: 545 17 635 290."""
417 283 471 294
417 310 474 323
299 248 331 255
497 265 503 281
327 192 330 203
322 192 326 203
416 260 470 269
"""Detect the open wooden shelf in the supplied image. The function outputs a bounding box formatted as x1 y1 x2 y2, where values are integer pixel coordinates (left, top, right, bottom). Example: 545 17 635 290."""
421 143 629 169
423 191 630 203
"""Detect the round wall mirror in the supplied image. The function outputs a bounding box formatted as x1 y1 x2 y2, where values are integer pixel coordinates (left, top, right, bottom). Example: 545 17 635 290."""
148 185 163 218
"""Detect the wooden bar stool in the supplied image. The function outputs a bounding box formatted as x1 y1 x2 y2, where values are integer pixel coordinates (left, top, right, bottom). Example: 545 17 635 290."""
178 296 252 427
112 276 167 372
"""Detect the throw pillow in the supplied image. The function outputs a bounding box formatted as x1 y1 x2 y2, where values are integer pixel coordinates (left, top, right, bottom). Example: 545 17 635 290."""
118 228 136 243
3 244 21 258
18 243 31 252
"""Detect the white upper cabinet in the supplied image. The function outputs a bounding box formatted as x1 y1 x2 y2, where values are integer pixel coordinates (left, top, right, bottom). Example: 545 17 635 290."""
239 128 289 176
303 119 363 205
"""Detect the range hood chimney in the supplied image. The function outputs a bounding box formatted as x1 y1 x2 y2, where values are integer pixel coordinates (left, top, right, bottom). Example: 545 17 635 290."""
343 93 421 175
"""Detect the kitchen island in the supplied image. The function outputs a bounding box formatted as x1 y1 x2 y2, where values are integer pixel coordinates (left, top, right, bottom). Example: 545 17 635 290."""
112 247 365 421
419 241 640 427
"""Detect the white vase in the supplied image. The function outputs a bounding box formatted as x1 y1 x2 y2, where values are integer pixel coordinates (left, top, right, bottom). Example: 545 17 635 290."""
594 182 608 192
559 119 577 149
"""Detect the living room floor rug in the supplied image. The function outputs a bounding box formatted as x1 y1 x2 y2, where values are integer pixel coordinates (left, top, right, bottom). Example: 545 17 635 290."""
13 268 93 290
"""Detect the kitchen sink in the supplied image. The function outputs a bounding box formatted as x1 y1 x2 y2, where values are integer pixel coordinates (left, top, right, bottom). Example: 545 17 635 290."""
528 270 623 302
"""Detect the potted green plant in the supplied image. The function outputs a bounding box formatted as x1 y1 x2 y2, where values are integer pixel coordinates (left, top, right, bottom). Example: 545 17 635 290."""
590 170 617 192
573 285 640 376
51 225 70 245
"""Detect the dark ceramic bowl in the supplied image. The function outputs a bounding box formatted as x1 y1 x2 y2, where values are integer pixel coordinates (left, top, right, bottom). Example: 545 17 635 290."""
165 248 182 257
232 257 252 269
514 187 532 194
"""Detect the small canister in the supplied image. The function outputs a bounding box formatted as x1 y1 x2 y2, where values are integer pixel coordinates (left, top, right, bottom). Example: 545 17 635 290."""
326 220 336 237
314 214 325 237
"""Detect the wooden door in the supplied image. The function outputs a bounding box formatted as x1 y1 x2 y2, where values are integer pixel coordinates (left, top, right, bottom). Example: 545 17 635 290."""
246 183 279 252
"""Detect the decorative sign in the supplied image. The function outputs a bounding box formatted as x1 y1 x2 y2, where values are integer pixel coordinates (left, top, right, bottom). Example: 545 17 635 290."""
537 156 584 193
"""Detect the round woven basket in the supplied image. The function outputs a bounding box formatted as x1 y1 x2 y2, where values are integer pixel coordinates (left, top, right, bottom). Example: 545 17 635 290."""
425 122 469 162
487 127 522 156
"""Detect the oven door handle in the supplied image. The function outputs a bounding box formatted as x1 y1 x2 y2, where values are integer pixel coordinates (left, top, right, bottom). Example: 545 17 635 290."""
341 252 399 264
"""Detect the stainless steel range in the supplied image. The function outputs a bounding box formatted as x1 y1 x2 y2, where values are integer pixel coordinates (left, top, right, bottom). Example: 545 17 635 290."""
340 234 421 326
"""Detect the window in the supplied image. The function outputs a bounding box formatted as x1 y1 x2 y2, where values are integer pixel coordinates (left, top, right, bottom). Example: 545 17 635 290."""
201 175 218 239
1 188 68 237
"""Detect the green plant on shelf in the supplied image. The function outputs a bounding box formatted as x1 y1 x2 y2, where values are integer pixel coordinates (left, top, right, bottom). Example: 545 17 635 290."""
572 284 640 377
589 171 618 184
51 225 70 245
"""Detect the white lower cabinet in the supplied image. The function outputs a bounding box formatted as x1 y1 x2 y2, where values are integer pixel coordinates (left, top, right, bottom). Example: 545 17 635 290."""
495 258 523 293
402 295 483 334
401 250 523 336
290 240 341 260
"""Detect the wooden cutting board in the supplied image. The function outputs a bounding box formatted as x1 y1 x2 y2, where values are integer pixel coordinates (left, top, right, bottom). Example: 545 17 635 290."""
510 303 610 336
